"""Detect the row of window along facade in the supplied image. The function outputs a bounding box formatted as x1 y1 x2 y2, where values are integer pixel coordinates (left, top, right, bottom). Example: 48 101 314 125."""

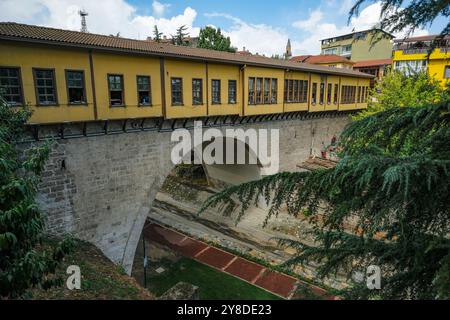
0 67 368 108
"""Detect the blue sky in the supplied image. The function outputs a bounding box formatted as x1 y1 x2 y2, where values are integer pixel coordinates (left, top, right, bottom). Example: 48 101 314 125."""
0 0 447 56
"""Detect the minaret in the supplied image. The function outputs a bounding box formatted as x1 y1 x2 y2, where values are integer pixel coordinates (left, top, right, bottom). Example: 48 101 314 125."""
79 10 88 33
285 39 292 59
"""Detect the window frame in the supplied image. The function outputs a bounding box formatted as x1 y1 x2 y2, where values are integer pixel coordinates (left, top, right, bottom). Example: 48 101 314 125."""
255 77 263 104
33 67 58 106
65 69 87 106
327 83 332 105
211 79 221 105
444 66 450 79
319 82 325 105
107 73 125 107
334 84 339 105
248 77 256 105
171 77 183 106
192 78 203 105
0 66 24 107
271 78 277 104
136 75 152 107
228 79 237 104
311 82 317 105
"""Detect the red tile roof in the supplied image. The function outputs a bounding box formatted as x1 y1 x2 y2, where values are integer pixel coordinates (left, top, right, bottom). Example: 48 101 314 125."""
291 54 354 65
0 22 373 78
353 59 392 68
290 55 310 63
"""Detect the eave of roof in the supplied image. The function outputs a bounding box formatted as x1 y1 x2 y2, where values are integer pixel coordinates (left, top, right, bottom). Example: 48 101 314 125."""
0 22 374 79
320 28 395 41
353 58 393 68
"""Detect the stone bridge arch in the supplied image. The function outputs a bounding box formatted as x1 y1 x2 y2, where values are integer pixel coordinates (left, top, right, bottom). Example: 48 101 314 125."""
33 116 350 274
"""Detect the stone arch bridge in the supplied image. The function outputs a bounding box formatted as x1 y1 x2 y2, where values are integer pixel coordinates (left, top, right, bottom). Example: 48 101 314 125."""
22 112 351 274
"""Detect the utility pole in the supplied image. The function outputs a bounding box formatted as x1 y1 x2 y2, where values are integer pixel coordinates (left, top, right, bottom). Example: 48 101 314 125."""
79 9 88 33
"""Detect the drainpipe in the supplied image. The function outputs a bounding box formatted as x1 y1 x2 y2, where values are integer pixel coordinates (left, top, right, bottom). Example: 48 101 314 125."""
240 64 247 117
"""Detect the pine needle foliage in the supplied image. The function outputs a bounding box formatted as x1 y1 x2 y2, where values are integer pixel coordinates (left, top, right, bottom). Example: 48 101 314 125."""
0 95 73 298
199 98 450 299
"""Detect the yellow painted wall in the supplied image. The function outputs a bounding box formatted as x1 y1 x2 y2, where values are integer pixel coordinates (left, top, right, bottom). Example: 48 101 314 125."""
1 41 370 124
325 75 340 111
283 70 309 112
243 66 284 116
207 63 241 116
309 73 326 112
393 49 450 86
338 76 358 111
92 52 163 120
0 42 95 124
356 78 370 109
164 59 207 119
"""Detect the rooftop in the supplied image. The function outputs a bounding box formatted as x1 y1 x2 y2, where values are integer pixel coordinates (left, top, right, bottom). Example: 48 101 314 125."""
292 54 355 65
0 22 372 78
353 58 393 68
321 28 395 42
393 34 450 43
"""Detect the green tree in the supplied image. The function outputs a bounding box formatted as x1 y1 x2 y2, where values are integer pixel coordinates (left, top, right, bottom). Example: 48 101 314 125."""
0 94 72 298
200 94 450 299
349 0 449 38
172 25 189 46
197 26 236 53
153 25 163 42
354 71 446 120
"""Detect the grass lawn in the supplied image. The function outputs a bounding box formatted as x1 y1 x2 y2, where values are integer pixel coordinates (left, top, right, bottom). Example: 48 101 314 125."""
148 257 282 300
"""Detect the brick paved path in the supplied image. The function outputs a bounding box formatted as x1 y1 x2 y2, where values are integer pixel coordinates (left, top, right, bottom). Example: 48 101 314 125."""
143 222 334 300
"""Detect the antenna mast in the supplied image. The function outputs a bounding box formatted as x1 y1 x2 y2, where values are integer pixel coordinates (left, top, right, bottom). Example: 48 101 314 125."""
79 9 88 33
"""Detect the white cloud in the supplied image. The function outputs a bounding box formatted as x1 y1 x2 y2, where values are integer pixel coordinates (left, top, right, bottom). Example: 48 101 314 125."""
292 1 429 55
205 12 289 56
152 1 170 18
0 0 199 40
292 9 323 30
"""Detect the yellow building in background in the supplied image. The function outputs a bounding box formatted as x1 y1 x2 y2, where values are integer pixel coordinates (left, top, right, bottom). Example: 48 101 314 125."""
0 22 372 125
393 35 450 86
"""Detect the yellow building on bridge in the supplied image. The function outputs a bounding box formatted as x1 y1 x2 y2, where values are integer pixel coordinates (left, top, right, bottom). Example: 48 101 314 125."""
0 23 372 125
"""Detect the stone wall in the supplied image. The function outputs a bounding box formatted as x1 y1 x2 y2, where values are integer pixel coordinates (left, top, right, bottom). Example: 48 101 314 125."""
32 115 350 274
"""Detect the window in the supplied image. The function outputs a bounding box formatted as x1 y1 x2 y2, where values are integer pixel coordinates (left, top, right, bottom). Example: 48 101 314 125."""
287 80 293 102
171 77 183 105
327 83 332 105
271 79 277 103
108 74 124 106
256 78 262 104
263 78 270 104
342 45 352 54
212 79 221 104
444 66 450 79
394 60 427 75
0 67 23 106
137 76 151 106
249 78 255 105
228 80 237 104
341 85 357 104
284 79 288 102
192 78 203 105
357 86 361 103
66 70 86 104
334 84 339 104
34 68 57 105
302 80 308 103
311 83 317 104
293 80 299 102
319 82 325 105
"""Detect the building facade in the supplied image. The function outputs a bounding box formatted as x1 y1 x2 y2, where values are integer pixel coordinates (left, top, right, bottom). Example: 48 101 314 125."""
393 35 450 86
321 29 394 62
353 58 392 87
0 23 372 125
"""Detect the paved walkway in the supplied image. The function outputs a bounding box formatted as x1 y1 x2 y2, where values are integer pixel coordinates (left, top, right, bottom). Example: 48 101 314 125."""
143 222 334 300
